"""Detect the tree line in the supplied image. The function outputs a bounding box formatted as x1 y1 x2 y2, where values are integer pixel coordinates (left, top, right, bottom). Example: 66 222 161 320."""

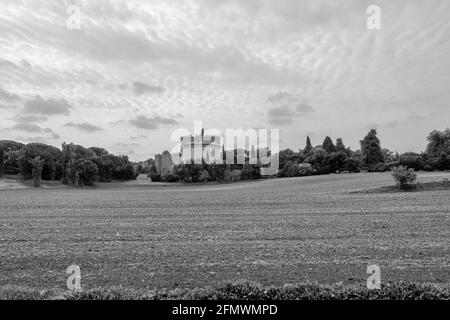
276 128 450 178
0 141 137 186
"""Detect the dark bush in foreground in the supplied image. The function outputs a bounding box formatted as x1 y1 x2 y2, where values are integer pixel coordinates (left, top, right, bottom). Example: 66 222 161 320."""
1 281 449 300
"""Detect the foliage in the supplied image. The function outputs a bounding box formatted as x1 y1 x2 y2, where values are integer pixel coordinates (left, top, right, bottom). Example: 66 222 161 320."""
241 164 261 180
303 136 312 155
370 163 387 172
18 143 63 180
344 156 361 173
361 129 384 168
335 138 346 153
391 166 417 189
322 136 336 153
149 174 162 182
76 160 99 186
424 129 450 170
208 164 226 181
399 152 425 171
29 156 44 188
198 170 211 182
88 147 109 157
2 281 449 300
278 161 316 177
0 148 3 177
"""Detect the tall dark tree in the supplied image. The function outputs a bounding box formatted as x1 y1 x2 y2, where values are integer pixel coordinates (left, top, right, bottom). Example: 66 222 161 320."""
303 136 313 154
322 136 336 153
0 148 4 177
335 138 346 152
360 129 384 167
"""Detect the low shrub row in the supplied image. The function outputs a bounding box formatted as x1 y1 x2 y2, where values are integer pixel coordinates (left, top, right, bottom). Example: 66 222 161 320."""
1 280 449 300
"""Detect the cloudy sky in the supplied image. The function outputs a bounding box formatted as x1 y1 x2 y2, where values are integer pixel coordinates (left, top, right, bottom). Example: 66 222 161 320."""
0 0 449 160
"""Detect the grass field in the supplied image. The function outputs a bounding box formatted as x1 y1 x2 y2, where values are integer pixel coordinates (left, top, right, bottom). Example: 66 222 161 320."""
0 172 449 296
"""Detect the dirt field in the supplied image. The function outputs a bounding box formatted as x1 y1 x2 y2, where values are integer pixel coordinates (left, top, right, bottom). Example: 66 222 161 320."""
0 172 449 291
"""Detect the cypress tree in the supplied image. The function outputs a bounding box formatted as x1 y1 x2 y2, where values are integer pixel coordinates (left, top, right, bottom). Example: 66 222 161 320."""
322 136 336 153
360 129 384 167
304 136 312 154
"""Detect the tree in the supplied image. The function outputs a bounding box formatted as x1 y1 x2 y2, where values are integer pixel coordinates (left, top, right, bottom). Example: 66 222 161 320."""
30 156 44 188
360 129 384 168
18 143 63 180
0 148 4 177
0 141 25 175
383 148 399 163
425 129 450 170
399 152 425 171
322 136 336 153
303 136 313 155
426 129 450 157
77 159 99 186
89 147 109 157
391 166 417 190
335 138 346 152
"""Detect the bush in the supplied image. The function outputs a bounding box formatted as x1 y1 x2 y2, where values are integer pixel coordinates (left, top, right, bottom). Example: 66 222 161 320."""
297 163 315 176
391 166 417 189
164 174 178 182
241 164 261 180
399 153 425 171
370 163 387 172
149 174 161 182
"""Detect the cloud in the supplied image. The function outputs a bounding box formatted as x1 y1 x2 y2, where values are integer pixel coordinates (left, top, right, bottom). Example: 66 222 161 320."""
0 104 14 109
266 91 314 125
267 92 292 103
0 87 21 102
295 102 314 114
128 115 178 130
130 135 148 140
13 115 48 123
23 96 72 115
65 122 104 132
132 82 165 95
267 105 296 125
10 123 53 133
367 121 400 130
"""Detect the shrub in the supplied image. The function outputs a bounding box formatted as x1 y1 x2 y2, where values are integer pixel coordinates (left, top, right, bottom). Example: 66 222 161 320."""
164 174 178 182
399 152 425 171
345 157 361 173
241 164 261 180
370 163 387 172
149 174 161 182
198 170 210 182
391 166 417 190
297 163 315 176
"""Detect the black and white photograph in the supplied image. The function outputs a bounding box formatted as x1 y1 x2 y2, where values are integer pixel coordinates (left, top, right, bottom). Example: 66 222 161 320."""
0 0 449 312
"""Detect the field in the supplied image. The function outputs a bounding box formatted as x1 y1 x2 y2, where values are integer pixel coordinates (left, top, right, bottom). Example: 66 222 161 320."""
0 172 449 295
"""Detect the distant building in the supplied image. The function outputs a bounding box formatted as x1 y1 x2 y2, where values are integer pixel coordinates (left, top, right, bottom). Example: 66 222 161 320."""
155 151 174 176
180 129 222 164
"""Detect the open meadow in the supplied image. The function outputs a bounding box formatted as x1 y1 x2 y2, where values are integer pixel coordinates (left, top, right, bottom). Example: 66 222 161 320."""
0 172 449 295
